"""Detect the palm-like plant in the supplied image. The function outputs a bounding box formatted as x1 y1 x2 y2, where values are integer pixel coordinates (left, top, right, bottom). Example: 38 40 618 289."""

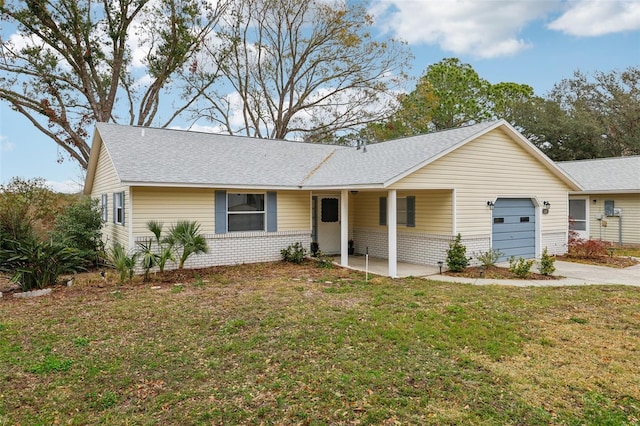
147 220 175 273
137 239 159 281
108 243 139 284
166 221 208 269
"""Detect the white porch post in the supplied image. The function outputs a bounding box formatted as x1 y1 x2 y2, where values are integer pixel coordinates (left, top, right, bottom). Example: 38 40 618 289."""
388 189 397 278
340 189 349 267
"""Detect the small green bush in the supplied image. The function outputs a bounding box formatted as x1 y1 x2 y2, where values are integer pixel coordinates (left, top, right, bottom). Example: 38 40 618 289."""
108 243 139 284
281 242 306 264
50 197 104 266
446 233 470 272
314 251 334 269
474 249 503 268
165 221 208 269
137 239 159 281
538 247 556 276
147 220 175 273
509 256 534 278
0 238 86 291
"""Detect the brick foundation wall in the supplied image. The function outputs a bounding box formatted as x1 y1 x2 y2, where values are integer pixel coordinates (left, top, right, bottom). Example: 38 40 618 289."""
352 227 490 266
135 230 311 272
542 231 568 256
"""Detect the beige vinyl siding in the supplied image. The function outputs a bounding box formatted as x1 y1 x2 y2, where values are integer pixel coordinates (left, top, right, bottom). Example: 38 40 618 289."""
89 140 129 250
132 188 311 238
390 128 570 236
277 191 311 231
588 194 640 245
131 187 215 237
352 190 453 234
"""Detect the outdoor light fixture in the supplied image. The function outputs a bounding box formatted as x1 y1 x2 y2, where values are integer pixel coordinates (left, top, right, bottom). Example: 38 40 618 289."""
542 201 551 215
437 261 444 274
351 190 359 195
486 201 495 209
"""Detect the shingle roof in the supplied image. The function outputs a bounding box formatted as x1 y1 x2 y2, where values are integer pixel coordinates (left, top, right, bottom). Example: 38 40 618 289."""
86 120 577 192
94 123 338 188
303 121 499 187
558 156 640 192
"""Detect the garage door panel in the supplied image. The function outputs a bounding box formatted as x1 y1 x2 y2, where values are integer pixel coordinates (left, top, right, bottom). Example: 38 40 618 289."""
492 198 535 261
493 223 535 234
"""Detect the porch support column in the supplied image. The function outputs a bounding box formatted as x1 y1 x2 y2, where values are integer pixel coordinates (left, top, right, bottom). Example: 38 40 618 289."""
340 189 349 267
388 189 398 278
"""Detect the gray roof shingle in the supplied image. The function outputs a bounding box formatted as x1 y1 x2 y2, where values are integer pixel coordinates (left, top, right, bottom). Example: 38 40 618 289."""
558 156 640 192
95 121 502 189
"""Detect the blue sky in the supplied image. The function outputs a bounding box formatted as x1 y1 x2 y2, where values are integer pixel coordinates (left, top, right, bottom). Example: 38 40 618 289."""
1 0 639 193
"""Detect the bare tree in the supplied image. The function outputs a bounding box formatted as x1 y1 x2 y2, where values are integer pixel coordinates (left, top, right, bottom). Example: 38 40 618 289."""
193 0 411 140
0 0 228 169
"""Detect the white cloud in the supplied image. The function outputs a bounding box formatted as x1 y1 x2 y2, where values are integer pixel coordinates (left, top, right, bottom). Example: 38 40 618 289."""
45 179 83 194
548 0 640 36
370 0 555 58
0 135 15 152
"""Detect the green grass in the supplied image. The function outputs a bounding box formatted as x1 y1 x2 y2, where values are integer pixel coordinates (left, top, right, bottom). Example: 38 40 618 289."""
1 262 639 424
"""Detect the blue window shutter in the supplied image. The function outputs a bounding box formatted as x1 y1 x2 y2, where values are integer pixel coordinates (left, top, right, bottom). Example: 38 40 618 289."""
407 196 415 227
112 193 116 224
379 197 387 226
267 192 277 232
121 192 125 225
215 190 227 234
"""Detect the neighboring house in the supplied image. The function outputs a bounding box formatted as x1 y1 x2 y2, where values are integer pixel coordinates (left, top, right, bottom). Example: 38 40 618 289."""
559 156 640 246
83 119 580 277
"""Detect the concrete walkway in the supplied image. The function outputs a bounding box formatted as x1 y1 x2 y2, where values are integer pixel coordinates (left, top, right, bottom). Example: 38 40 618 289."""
343 256 640 287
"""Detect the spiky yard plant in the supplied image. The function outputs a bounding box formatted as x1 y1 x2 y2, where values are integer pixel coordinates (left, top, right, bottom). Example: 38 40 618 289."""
108 243 139 284
147 220 175 272
166 221 208 269
137 239 159 281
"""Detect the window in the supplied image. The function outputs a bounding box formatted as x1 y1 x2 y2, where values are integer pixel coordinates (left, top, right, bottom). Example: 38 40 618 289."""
113 191 124 225
397 198 407 225
321 198 339 222
101 194 108 221
379 196 415 227
228 193 265 232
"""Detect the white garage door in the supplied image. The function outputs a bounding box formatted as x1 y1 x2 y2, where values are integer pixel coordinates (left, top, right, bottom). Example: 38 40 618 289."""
492 198 535 261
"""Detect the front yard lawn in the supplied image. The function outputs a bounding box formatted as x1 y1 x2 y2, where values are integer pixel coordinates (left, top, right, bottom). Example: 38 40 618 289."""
1 262 639 425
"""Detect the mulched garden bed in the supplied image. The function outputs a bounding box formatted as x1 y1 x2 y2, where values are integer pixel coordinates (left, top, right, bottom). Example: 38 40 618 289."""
444 265 558 280
556 255 638 268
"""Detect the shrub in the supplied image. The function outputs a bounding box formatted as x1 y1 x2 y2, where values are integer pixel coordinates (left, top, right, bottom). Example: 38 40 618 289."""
137 239 159 281
0 238 86 291
314 251 334 269
165 221 208 269
0 177 60 241
50 197 104 266
474 249 503 268
539 247 556 276
108 243 139 284
446 233 470 272
281 242 306 264
147 221 175 272
567 237 611 260
509 256 534 278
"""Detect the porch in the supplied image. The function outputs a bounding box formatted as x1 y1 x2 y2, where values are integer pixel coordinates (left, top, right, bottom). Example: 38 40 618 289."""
337 255 441 278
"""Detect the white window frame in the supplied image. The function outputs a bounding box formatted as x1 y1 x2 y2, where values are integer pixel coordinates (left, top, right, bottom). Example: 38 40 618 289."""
227 192 266 232
114 192 124 225
101 194 108 221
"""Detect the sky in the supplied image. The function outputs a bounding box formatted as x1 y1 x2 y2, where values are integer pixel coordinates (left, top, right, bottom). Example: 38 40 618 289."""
1 0 639 193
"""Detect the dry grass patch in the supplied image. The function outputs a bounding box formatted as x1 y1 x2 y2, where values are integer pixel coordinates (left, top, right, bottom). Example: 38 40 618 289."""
1 262 639 425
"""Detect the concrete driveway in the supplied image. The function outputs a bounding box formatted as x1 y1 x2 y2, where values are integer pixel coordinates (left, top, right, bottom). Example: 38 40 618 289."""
427 260 640 287
343 256 640 286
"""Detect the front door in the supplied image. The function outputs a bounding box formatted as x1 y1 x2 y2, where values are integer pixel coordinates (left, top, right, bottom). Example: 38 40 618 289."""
316 195 341 254
569 198 589 240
